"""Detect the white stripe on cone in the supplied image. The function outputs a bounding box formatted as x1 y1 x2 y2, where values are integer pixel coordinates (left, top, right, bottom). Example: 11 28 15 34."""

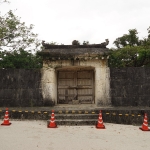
98 121 103 124
143 123 148 126
50 120 55 123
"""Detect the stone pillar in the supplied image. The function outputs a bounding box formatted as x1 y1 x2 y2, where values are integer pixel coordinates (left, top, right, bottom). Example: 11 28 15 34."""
106 68 111 105
41 68 57 106
95 66 111 106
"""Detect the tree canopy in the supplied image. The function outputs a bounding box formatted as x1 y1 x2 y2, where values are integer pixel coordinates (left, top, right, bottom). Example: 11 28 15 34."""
109 46 150 67
0 49 42 69
113 28 150 48
0 10 40 52
0 1 42 69
109 27 150 68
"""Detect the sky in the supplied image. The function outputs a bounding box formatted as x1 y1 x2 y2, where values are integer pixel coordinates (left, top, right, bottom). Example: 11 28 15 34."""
1 0 150 48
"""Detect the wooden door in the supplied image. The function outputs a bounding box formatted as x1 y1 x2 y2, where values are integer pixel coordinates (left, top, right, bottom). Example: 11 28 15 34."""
57 70 94 104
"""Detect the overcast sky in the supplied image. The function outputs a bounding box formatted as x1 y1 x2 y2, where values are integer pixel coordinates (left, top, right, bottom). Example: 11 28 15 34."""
1 0 150 48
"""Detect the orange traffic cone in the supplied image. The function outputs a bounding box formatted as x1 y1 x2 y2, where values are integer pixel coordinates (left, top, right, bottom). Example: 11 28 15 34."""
47 110 57 128
96 110 105 129
139 113 150 131
1 108 11 126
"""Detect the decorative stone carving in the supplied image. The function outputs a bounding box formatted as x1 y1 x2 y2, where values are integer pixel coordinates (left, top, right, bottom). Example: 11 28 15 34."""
41 39 109 49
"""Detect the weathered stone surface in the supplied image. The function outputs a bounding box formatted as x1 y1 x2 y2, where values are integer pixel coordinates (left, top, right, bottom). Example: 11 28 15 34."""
0 69 43 107
0 106 149 125
1 67 150 107
39 47 109 59
110 68 150 107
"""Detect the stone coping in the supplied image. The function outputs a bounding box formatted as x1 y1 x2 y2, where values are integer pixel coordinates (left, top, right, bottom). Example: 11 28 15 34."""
41 44 109 49
39 47 110 59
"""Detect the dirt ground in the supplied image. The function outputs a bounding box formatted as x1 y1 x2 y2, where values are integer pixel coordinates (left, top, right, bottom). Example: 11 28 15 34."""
0 120 150 150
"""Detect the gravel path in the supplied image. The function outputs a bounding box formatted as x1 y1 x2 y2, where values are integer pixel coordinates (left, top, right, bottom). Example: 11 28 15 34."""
0 121 150 150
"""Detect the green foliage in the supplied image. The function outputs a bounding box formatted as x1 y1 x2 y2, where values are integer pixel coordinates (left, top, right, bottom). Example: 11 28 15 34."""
108 46 150 67
113 27 150 49
0 10 40 52
110 27 150 67
113 29 140 48
0 1 42 69
0 49 42 69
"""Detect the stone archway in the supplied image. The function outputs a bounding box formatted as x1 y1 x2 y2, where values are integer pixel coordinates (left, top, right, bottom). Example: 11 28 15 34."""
41 59 111 106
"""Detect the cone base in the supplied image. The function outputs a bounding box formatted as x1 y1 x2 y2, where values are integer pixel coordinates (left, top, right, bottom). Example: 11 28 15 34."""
96 125 105 129
47 125 57 128
139 127 150 131
1 123 11 126
47 123 57 128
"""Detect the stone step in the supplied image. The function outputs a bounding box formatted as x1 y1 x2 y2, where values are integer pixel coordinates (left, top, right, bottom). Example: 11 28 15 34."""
47 111 143 125
47 114 99 125
54 114 98 119
47 119 97 126
2 108 145 125
53 110 99 114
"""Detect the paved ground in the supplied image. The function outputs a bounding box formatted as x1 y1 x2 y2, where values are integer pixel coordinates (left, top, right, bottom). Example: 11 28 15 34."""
0 121 150 150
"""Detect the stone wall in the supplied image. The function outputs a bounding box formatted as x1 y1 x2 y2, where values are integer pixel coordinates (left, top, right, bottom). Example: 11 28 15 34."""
0 69 43 107
110 68 150 106
1 68 150 107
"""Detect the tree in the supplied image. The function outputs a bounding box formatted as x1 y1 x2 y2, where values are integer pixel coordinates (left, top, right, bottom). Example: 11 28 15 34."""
113 29 140 48
0 49 42 69
113 28 150 48
0 1 43 69
0 10 40 53
109 27 150 68
139 26 150 46
108 46 150 67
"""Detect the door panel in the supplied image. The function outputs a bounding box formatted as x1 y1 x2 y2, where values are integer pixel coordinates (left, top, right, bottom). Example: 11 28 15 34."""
77 79 92 85
57 70 94 104
59 79 74 86
78 71 92 78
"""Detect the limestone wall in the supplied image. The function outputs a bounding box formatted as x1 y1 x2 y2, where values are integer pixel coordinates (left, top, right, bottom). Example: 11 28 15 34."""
110 68 150 106
0 69 43 107
1 67 149 107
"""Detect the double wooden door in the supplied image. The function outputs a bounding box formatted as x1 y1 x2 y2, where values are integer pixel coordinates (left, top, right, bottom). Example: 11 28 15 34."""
57 70 94 104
